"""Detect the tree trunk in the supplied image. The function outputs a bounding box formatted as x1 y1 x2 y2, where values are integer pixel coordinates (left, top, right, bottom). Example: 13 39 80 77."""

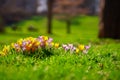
99 0 120 39
47 0 53 34
66 20 71 34
0 16 5 33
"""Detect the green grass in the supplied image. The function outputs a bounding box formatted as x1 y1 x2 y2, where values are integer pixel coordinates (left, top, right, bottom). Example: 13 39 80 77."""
0 16 99 44
0 16 120 80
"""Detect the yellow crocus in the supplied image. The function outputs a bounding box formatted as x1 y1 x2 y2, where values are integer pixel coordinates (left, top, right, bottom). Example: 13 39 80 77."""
2 45 10 54
54 43 59 48
43 36 48 41
17 41 22 46
25 37 33 41
26 44 32 51
76 48 79 53
17 39 23 46
30 38 36 44
78 44 85 51
51 42 54 46
45 42 48 46
34 41 40 47
11 43 15 48
28 44 32 48
0 51 5 56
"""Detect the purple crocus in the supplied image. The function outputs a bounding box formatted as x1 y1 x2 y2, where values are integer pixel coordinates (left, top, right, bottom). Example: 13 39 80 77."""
47 38 53 43
37 36 44 42
83 45 91 54
14 43 21 51
22 47 26 51
14 43 20 48
40 42 46 48
68 44 76 53
68 44 73 50
62 44 76 53
22 41 26 47
62 44 69 51
85 45 90 50
62 44 67 48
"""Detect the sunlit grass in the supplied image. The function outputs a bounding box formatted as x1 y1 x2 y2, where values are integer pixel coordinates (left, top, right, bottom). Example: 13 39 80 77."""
0 16 120 80
0 16 99 44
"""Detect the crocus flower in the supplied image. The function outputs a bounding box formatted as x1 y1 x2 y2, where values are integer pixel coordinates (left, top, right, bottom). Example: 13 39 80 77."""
14 43 21 51
82 45 91 54
48 42 54 47
78 44 85 51
62 44 69 51
62 44 75 53
22 47 26 51
76 48 79 53
40 42 46 47
70 47 76 53
34 41 41 47
0 35 91 56
62 44 67 49
37 36 44 42
65 46 69 51
54 43 60 48
26 43 32 51
43 36 48 41
11 43 15 48
22 41 27 47
17 39 23 46
68 44 73 49
85 45 90 50
0 51 5 56
47 38 53 43
83 50 88 54
2 45 10 55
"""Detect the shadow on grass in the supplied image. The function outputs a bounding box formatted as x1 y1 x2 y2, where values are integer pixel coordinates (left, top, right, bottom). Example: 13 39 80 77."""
16 48 59 60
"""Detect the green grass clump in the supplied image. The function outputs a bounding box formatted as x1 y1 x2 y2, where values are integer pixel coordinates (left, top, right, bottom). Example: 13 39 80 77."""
0 43 120 80
0 16 120 80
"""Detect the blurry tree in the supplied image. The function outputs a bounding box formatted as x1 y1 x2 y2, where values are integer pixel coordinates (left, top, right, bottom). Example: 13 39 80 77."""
0 16 5 33
83 0 99 15
47 0 54 34
0 0 6 33
99 0 120 39
53 0 88 33
0 0 38 33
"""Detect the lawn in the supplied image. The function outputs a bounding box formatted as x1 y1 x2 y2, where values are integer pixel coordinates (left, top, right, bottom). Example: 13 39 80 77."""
0 16 120 80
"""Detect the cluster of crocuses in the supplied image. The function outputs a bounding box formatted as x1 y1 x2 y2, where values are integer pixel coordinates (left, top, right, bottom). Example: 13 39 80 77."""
62 44 90 54
0 36 90 56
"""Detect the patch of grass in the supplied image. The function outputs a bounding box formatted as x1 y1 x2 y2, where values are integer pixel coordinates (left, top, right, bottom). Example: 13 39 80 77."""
0 16 99 44
0 43 120 80
0 16 120 80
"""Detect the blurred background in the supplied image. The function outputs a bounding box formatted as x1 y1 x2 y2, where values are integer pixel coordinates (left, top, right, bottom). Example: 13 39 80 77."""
0 0 119 45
